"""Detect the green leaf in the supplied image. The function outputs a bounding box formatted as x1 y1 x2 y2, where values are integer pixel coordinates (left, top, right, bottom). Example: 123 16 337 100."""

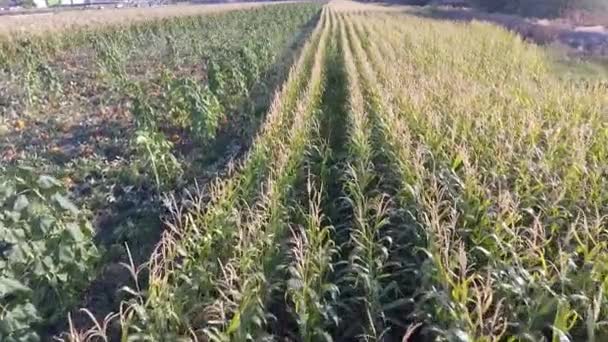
65 222 84 242
37 175 61 190
51 194 78 215
226 311 241 334
553 301 575 342
0 302 40 334
38 217 54 234
56 272 68 283
451 154 464 171
13 195 29 212
0 277 31 297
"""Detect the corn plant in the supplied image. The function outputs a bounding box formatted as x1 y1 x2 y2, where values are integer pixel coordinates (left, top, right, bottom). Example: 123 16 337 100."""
200 10 331 340
4 2 608 341
111 6 326 340
1 4 322 341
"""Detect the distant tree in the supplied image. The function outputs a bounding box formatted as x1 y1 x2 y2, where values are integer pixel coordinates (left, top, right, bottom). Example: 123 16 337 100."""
470 0 514 12
405 0 432 5
471 0 606 17
17 0 37 7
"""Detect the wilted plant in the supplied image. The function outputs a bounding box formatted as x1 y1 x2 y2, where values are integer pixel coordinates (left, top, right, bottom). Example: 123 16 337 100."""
134 129 183 192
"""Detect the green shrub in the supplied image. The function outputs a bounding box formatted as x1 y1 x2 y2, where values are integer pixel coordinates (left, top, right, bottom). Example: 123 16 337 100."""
0 168 99 341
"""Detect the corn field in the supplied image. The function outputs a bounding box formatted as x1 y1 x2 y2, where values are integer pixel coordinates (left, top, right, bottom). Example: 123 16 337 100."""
1 1 607 341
